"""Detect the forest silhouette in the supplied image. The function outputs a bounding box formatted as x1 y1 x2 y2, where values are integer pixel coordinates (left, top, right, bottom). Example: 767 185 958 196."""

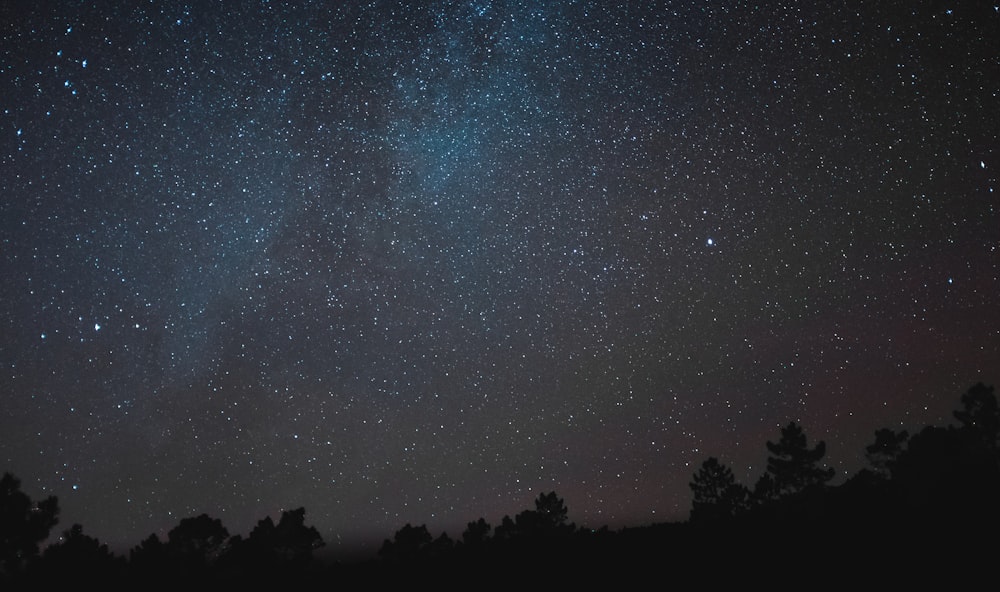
2 382 998 587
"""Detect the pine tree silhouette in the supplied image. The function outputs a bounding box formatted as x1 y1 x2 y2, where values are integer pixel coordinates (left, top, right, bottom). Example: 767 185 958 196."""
689 457 749 522
765 422 835 497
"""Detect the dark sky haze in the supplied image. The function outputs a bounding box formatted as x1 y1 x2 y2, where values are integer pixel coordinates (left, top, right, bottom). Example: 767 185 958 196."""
1 1 997 553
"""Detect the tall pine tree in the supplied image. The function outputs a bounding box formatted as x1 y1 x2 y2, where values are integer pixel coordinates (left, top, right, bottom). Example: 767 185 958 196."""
765 422 835 497
689 457 749 522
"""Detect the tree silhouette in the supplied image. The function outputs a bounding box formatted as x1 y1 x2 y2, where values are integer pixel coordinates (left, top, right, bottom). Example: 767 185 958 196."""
37 524 123 583
245 507 324 564
751 472 778 505
0 472 59 576
689 457 749 523
379 523 433 562
890 421 1000 526
765 422 834 497
865 428 909 477
494 515 517 541
954 382 999 452
462 517 491 546
426 531 454 558
493 492 574 540
533 491 570 529
166 513 230 575
128 533 169 579
221 507 324 580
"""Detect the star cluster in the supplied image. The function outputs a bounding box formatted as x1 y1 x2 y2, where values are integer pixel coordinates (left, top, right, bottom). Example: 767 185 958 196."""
1 1 997 552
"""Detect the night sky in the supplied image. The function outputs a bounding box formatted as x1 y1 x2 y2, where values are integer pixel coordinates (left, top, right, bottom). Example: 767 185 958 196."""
2 1 997 553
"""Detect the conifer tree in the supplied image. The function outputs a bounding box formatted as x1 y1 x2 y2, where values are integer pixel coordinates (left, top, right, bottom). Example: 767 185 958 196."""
689 457 749 522
765 422 835 497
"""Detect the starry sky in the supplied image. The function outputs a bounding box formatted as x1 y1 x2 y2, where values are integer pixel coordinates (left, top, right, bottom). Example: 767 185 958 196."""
1 1 997 553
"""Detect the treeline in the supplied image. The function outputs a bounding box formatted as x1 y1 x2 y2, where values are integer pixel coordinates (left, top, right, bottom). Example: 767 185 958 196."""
2 383 999 586
677 381 1000 583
